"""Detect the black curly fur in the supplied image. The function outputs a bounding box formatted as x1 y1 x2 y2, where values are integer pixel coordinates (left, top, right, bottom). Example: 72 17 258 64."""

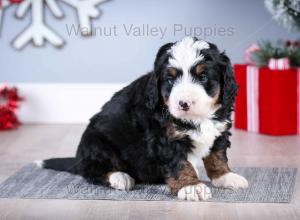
42 38 238 186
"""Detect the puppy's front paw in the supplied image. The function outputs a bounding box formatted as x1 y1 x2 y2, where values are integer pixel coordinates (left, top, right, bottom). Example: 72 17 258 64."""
177 183 212 201
212 172 248 189
108 172 135 191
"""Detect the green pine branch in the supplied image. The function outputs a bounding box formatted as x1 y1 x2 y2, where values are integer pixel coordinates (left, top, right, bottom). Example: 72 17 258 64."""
250 39 300 67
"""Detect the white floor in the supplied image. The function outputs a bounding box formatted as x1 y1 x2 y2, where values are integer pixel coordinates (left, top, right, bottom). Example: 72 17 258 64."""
0 124 300 220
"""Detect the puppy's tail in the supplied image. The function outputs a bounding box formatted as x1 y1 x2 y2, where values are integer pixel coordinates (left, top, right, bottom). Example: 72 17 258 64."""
34 157 79 174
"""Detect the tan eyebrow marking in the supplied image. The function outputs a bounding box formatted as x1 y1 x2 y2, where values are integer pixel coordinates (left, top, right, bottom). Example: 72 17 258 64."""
195 64 206 75
168 67 177 77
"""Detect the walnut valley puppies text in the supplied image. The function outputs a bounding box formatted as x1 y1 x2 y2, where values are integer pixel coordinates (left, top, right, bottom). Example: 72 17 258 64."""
66 24 235 39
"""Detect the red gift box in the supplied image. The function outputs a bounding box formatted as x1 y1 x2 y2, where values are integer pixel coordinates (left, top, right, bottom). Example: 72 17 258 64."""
234 64 300 135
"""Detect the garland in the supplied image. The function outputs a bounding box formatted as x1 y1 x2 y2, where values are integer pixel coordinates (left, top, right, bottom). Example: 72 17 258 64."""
0 85 23 130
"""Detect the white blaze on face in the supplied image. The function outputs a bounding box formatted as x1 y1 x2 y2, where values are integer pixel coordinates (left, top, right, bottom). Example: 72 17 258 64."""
167 37 217 121
169 37 209 71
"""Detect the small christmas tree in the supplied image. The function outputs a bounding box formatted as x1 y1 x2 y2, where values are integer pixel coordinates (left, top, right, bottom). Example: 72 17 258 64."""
265 0 300 32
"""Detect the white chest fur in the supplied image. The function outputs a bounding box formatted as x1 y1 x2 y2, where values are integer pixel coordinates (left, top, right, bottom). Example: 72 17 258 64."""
186 119 227 178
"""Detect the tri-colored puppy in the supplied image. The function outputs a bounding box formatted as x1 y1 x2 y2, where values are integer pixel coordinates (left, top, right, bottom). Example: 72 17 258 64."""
39 37 248 201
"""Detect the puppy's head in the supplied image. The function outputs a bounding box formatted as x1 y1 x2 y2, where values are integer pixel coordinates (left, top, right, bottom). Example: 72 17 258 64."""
152 37 237 122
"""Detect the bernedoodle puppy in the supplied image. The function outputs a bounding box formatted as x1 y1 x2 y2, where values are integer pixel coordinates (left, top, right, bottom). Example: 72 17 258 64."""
38 37 248 201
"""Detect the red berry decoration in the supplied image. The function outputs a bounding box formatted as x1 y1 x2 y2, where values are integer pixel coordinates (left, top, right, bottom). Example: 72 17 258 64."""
0 85 23 130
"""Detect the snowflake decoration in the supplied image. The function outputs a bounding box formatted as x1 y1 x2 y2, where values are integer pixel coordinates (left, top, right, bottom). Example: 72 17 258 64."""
0 0 110 49
265 0 300 32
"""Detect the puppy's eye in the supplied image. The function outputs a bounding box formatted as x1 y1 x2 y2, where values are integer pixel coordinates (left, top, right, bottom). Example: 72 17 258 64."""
167 77 175 85
195 64 206 75
199 74 208 82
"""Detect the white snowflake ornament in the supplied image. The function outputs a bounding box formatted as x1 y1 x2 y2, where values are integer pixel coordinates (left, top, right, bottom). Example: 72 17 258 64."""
13 0 65 49
62 0 108 36
0 0 110 49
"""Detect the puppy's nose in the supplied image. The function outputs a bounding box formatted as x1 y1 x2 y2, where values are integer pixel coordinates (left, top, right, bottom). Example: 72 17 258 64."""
179 100 191 111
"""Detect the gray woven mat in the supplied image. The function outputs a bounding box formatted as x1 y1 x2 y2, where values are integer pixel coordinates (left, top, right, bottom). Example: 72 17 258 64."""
0 164 297 203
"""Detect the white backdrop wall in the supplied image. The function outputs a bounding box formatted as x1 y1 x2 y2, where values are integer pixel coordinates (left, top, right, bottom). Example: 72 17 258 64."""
1 0 299 122
1 0 299 83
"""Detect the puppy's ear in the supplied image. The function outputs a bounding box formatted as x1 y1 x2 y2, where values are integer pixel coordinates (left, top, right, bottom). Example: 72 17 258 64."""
144 72 159 110
219 52 238 110
144 42 174 110
154 43 174 73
